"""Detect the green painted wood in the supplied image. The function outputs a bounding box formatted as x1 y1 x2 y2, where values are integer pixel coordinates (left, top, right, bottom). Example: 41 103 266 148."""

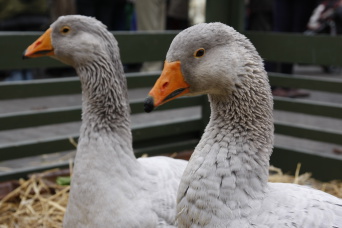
0 72 160 100
133 117 201 142
206 0 230 24
205 0 245 32
115 31 177 63
1 143 341 182
271 146 342 181
0 134 78 162
4 31 342 69
0 138 198 182
0 31 64 70
134 139 198 158
275 121 342 145
0 77 81 100
246 31 342 66
2 57 341 102
0 161 70 182
0 106 82 131
126 72 159 89
274 97 342 119
0 96 201 131
0 117 201 161
0 31 178 70
269 73 342 93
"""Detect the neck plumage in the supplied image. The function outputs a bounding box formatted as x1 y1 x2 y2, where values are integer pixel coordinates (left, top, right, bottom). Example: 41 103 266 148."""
178 68 274 216
76 56 136 162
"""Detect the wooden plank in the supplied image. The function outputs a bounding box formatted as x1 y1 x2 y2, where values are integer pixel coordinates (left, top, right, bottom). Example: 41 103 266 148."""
274 97 342 119
0 77 81 100
0 106 81 131
271 146 342 181
3 31 342 68
206 0 244 32
134 139 198 157
246 31 342 66
126 72 159 88
206 0 230 24
0 97 201 131
0 31 64 70
0 31 178 70
0 138 198 182
0 134 78 162
1 143 341 182
275 121 342 145
133 117 201 142
0 72 160 100
0 117 201 161
1 70 340 102
115 31 177 63
0 161 70 182
269 73 342 93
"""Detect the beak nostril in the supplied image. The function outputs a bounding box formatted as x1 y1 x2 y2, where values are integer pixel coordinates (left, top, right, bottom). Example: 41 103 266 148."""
35 41 42 48
162 82 169 90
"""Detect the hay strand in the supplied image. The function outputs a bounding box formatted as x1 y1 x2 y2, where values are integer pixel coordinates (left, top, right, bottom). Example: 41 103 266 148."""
0 169 69 228
0 164 341 227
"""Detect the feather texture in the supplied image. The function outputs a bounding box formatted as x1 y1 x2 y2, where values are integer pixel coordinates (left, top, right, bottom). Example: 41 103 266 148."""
31 15 187 228
153 22 342 228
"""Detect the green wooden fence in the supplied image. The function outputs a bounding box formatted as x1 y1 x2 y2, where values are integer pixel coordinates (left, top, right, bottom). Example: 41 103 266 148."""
0 0 341 181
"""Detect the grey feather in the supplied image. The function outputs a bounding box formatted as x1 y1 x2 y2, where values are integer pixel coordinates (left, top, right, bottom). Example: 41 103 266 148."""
47 15 187 228
165 22 342 228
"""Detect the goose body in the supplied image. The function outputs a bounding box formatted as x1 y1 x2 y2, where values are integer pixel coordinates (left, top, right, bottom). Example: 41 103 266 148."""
24 15 187 228
144 23 342 228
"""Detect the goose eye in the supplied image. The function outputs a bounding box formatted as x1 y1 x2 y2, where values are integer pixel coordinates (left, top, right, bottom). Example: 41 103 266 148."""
60 26 71 34
194 48 205 58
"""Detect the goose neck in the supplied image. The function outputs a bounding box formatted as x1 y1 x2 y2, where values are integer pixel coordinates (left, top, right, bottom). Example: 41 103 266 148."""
75 58 137 163
180 87 274 207
77 58 131 133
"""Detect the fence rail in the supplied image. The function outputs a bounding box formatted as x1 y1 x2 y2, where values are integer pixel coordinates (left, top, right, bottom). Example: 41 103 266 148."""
0 24 342 181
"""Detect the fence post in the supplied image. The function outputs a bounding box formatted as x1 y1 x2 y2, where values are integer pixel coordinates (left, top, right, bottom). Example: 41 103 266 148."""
205 0 245 32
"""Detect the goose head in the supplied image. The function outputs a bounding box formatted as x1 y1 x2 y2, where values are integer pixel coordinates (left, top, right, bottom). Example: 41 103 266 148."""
144 22 266 112
23 15 118 67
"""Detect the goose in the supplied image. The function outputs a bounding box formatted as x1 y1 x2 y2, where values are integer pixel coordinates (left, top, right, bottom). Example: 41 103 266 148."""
23 15 187 228
144 22 342 228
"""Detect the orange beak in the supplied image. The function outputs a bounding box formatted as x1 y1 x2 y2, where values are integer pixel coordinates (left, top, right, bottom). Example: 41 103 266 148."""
23 28 54 59
144 61 190 113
